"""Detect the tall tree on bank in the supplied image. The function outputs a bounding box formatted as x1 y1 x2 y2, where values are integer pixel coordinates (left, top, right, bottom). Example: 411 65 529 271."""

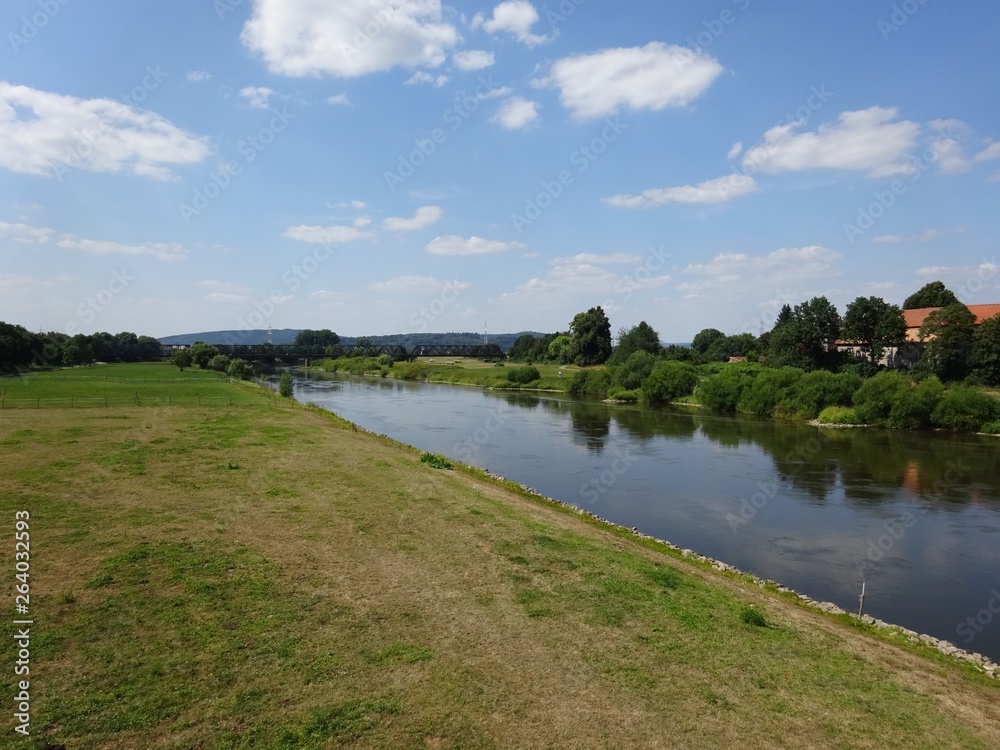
569 306 612 366
294 329 340 348
903 281 960 310
767 297 841 370
919 303 976 380
842 296 907 364
608 321 662 366
971 314 1000 385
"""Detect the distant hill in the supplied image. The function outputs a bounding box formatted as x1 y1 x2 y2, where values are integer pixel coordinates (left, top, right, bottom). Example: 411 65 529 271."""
157 330 548 351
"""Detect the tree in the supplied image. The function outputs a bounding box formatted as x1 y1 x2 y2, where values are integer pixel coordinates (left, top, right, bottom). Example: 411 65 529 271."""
295 329 340 348
971 314 1000 385
569 306 612 366
227 358 254 380
641 361 698 404
278 371 294 397
171 349 192 371
189 341 220 369
903 281 959 310
207 354 231 372
842 296 907 364
919 303 975 381
767 297 841 370
706 333 758 362
609 322 661 365
547 335 574 364
508 334 538 362
691 328 725 355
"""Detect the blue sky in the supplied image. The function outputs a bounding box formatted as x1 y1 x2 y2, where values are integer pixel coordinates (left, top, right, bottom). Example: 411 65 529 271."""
2 0 999 341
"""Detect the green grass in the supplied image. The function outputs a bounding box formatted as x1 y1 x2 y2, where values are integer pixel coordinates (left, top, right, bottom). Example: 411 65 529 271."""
0 361 268 407
1 363 998 748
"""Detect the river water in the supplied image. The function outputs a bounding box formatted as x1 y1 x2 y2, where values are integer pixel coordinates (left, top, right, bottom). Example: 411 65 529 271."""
286 371 1000 662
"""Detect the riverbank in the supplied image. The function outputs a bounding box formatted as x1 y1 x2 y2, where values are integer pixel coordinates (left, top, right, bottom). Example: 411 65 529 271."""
3 364 998 747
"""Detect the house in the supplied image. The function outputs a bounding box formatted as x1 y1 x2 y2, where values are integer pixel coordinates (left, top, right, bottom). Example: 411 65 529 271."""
837 303 1000 367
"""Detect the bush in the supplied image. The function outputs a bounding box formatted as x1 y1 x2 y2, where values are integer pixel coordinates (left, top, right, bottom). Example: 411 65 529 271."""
278 371 293 397
782 370 861 419
931 387 1000 431
505 365 541 385
640 361 698 404
614 350 658 391
207 354 231 372
737 367 803 416
739 606 768 628
890 376 944 429
852 371 910 426
697 369 754 412
420 452 453 470
980 420 1000 435
396 363 429 380
816 406 862 425
568 369 610 399
377 353 395 367
226 358 254 380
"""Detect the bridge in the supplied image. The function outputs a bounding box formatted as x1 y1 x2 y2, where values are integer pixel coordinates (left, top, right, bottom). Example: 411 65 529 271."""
159 343 506 362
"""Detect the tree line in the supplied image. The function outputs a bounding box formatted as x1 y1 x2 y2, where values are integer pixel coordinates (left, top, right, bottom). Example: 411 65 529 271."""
0 324 161 371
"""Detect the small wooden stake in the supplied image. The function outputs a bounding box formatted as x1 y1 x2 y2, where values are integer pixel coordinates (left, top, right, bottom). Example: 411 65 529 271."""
858 581 866 618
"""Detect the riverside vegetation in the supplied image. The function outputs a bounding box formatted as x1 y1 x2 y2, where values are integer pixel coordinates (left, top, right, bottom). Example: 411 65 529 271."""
2 362 998 747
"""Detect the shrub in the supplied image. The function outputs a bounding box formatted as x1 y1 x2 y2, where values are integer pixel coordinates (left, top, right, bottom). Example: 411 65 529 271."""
420 452 453 469
505 365 541 385
207 354 231 372
890 376 944 429
980 421 1000 435
377 353 395 367
739 606 768 628
278 371 293 397
737 366 803 416
568 369 610 398
640 361 698 404
614 350 658 391
816 406 862 425
852 371 910 426
931 387 1000 431
396 363 429 381
697 369 754 412
782 370 861 419
226 358 254 380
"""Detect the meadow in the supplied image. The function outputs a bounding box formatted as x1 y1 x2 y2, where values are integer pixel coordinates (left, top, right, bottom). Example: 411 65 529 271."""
1 363 998 748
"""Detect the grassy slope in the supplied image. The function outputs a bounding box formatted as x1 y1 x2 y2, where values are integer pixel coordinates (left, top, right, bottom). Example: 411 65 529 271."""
1 364 998 749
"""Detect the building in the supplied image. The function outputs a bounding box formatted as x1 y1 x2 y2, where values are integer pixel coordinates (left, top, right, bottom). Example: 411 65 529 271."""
837 303 1000 367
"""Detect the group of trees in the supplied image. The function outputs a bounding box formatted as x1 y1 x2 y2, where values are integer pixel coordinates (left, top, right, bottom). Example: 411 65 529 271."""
171 342 254 380
1 323 161 371
508 306 614 367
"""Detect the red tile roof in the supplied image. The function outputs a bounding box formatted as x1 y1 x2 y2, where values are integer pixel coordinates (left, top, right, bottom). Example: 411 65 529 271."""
903 304 1000 341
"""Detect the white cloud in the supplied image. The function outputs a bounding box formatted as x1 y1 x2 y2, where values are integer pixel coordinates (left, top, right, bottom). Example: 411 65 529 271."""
0 221 53 244
974 142 1000 162
873 228 961 244
351 200 367 209
369 275 471 293
187 71 212 83
327 93 352 106
680 246 842 294
199 280 251 294
0 82 210 180
727 142 744 160
916 265 951 278
931 137 970 173
404 71 448 87
741 107 920 177
605 173 757 209
492 96 539 130
475 1 546 46
242 0 459 78
535 42 723 120
383 205 442 231
353 216 372 228
57 237 188 261
426 235 524 255
205 292 250 303
282 225 374 244
453 50 495 70
239 86 276 109
553 252 643 265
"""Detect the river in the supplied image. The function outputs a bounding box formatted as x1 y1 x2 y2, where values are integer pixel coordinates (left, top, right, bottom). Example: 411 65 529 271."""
283 371 1000 662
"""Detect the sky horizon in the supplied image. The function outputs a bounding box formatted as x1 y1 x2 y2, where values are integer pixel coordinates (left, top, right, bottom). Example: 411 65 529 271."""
2 1 998 340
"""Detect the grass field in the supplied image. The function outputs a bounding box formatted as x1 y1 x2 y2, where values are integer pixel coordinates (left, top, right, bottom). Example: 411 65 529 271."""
0 362 269 408
2 363 999 748
398 358 582 392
